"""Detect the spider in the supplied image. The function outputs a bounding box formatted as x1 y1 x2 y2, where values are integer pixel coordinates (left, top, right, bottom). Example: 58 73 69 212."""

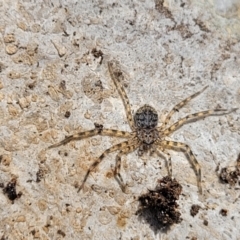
48 60 237 194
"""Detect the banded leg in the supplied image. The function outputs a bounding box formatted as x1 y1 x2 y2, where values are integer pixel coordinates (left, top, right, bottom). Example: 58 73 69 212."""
48 128 132 149
78 138 137 192
159 86 208 130
160 140 202 194
108 61 135 130
114 141 139 192
156 147 172 177
162 108 237 136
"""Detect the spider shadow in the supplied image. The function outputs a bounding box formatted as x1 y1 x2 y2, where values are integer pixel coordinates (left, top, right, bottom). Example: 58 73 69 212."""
136 207 171 234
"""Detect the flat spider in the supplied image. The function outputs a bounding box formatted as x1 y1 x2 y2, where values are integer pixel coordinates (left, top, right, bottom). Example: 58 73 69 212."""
49 60 237 194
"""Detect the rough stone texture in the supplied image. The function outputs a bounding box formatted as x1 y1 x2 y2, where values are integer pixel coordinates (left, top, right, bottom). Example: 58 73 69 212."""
0 0 240 239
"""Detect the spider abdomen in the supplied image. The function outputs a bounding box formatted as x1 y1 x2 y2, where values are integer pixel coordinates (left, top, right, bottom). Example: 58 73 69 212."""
134 104 158 129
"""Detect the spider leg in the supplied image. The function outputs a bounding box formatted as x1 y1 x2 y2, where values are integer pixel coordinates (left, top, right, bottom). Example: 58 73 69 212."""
155 147 172 177
48 129 132 149
159 86 208 130
114 141 139 192
160 140 202 194
102 129 133 138
78 138 137 192
162 108 237 136
108 61 135 130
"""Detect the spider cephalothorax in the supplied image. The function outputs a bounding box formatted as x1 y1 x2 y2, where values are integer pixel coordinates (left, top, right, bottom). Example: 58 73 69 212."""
134 104 159 145
48 60 237 194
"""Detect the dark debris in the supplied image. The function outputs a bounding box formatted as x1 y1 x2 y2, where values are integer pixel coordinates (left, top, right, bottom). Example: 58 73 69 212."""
36 168 44 182
203 219 208 226
137 176 182 231
219 153 240 186
190 204 201 217
91 48 103 59
57 229 66 237
91 48 103 64
2 178 22 203
219 209 228 217
64 111 71 118
36 164 49 182
94 122 103 133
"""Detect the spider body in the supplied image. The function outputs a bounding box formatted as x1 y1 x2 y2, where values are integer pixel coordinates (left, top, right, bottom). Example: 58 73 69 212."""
48 60 237 194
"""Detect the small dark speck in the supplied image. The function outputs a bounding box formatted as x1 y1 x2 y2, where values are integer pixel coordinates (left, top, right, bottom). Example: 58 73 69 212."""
190 204 201 217
28 82 36 89
220 209 228 216
91 48 103 59
203 219 208 226
65 111 71 118
57 229 66 237
63 30 70 37
3 179 22 202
